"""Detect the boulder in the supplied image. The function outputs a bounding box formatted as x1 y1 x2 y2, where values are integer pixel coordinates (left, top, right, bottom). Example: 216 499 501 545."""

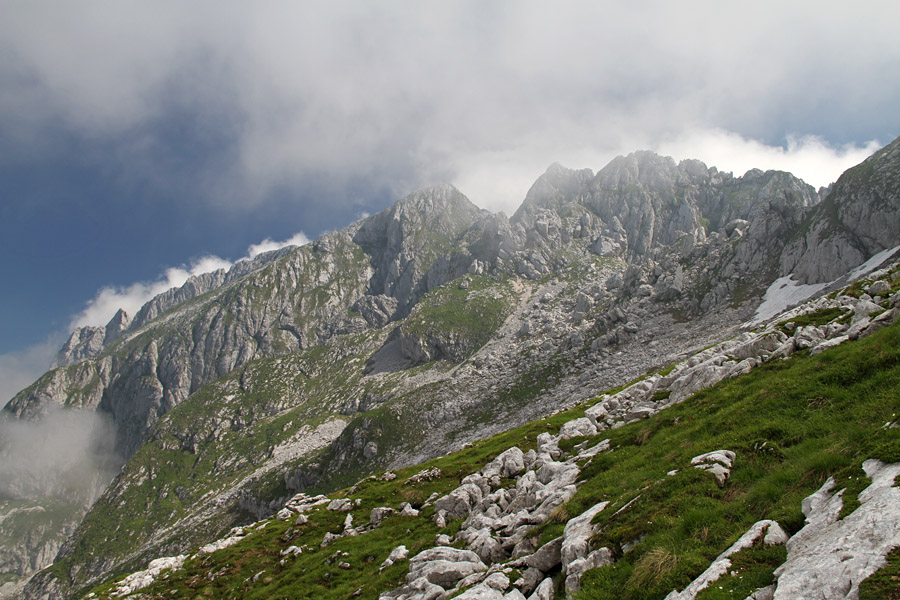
691 450 735 486
565 547 612 596
483 447 527 479
527 578 554 600
399 502 420 517
380 545 409 571
809 336 848 356
370 507 395 526
435 483 485 520
866 279 890 296
561 502 609 569
327 498 352 512
524 536 562 572
405 546 489 591
559 417 598 439
513 568 544 596
454 586 505 600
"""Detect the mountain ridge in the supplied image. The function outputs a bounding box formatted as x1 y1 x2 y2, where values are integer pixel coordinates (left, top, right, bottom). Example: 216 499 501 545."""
3 138 899 599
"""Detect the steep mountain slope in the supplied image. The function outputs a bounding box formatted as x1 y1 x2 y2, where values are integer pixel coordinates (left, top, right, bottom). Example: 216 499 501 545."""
81 263 900 600
3 136 899 599
782 135 900 283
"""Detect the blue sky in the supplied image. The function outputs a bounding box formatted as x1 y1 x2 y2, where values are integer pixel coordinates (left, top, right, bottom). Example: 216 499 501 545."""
2 1 899 401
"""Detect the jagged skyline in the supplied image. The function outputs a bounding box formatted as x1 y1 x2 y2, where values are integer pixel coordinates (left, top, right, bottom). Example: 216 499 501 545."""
1 2 899 399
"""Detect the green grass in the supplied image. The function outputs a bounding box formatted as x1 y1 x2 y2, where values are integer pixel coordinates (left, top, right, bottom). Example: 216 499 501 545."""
859 547 900 600
776 306 848 333
84 318 900 600
401 275 518 363
570 320 900 599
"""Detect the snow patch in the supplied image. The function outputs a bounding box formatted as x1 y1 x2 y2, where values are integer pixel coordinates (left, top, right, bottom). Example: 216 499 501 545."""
846 244 900 281
749 243 900 326
749 277 829 325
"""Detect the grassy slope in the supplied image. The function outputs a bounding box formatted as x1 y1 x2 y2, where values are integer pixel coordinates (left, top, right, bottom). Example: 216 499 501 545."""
85 312 900 600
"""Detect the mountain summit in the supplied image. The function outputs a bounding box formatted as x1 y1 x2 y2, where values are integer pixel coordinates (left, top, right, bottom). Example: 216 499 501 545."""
3 138 900 600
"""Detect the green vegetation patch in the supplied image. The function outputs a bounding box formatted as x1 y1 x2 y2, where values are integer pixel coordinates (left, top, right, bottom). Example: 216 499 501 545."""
85 319 900 600
859 546 900 600
570 320 900 599
776 306 848 333
401 275 518 362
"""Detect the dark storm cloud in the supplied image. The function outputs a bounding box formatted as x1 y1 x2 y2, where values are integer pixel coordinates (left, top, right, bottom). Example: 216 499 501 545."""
1 1 897 215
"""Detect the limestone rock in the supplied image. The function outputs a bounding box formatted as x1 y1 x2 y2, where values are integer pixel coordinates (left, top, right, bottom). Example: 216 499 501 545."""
691 450 736 486
771 460 900 599
561 502 609 569
527 578 554 600
371 507 395 526
406 546 488 589
380 545 409 571
327 498 353 512
664 520 787 600
559 417 598 439
523 536 562 572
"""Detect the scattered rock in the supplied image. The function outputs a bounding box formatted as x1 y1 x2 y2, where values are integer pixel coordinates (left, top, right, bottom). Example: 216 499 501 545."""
691 450 735 486
664 520 787 600
380 545 409 571
327 498 353 512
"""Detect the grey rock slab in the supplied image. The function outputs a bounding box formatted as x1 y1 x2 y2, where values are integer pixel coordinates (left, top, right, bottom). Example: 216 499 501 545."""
380 545 409 570
691 450 735 486
411 559 489 589
526 578 554 600
565 547 612 596
482 447 526 479
513 567 544 596
454 586 505 600
523 536 562 572
772 460 900 599
561 501 609 569
559 417 598 439
809 335 848 356
327 498 352 512
371 507 395 526
664 520 787 600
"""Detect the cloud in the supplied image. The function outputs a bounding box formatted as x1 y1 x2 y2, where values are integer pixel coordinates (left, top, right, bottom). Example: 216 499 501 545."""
655 130 883 190
1 2 897 211
445 130 884 215
70 255 232 330
246 232 310 259
0 339 60 406
0 405 122 504
71 232 309 329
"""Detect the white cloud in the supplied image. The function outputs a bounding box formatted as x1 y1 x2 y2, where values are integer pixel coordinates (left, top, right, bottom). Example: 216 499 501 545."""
655 130 882 190
246 232 310 259
0 338 59 405
1 2 897 208
71 232 309 329
0 404 121 503
452 129 884 216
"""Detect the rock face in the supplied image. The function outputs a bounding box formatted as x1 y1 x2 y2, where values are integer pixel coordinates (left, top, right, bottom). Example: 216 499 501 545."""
51 258 900 600
6 138 900 599
781 136 900 283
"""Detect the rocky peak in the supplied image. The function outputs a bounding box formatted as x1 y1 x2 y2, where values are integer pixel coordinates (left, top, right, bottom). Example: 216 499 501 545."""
51 326 106 368
352 185 487 313
780 136 900 283
512 163 594 220
103 309 130 344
